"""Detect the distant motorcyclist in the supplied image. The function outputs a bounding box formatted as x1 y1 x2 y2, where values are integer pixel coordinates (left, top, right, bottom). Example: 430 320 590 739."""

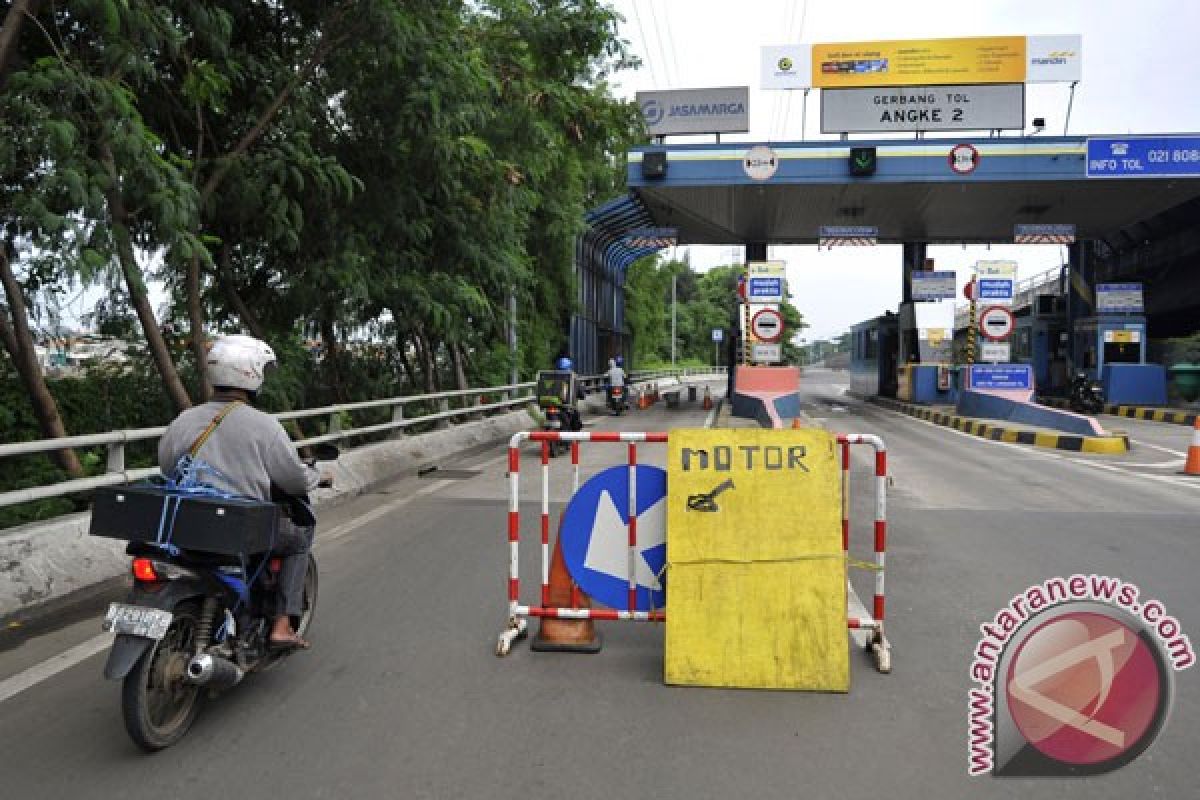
157 335 330 651
606 357 626 389
553 355 584 432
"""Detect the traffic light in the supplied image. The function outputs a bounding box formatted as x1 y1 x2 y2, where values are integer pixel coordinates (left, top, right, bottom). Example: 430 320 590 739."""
849 146 876 176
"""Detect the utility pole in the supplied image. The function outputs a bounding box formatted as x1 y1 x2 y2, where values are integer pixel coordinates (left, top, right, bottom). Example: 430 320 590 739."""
671 273 677 367
508 287 518 389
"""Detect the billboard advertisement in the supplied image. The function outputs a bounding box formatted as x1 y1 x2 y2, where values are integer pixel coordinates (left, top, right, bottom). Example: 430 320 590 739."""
811 36 1026 88
761 44 812 89
1026 35 1082 83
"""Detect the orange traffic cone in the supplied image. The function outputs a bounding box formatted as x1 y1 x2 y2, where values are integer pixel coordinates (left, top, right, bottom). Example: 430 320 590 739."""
791 417 803 429
702 386 713 411
531 519 602 653
1184 417 1200 476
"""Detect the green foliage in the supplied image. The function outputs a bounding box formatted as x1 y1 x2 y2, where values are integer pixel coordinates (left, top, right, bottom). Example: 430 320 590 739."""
1 1 645 524
625 259 808 367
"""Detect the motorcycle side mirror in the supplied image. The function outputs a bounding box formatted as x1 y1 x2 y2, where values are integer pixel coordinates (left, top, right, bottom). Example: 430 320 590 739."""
313 443 341 462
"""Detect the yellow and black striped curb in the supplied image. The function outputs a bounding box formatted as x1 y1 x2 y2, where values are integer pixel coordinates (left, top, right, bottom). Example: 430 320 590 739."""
1039 396 1198 427
867 396 1130 454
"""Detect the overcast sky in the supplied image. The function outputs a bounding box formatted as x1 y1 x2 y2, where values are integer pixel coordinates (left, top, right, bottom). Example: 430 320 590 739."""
607 0 1200 340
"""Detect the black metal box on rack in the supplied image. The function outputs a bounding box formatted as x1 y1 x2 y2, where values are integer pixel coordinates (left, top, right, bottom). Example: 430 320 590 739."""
89 484 279 556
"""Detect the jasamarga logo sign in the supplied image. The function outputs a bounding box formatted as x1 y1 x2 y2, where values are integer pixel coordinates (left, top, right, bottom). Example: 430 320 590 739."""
637 87 750 136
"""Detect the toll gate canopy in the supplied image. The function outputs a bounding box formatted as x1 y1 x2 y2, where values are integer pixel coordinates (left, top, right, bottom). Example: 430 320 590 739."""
571 134 1200 372
624 135 1200 244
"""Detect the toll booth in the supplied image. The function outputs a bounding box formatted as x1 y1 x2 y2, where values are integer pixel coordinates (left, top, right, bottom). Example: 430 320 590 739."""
1013 295 1069 394
895 301 957 404
1072 316 1167 406
850 314 898 397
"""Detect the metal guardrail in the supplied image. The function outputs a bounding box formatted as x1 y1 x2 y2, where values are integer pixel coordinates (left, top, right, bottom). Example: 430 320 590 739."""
0 367 726 510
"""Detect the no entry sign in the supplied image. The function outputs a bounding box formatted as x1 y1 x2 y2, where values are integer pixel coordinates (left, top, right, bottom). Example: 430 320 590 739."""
978 305 1015 341
750 308 784 343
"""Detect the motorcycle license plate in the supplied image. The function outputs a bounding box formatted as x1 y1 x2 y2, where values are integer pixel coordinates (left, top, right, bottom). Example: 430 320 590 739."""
103 603 173 640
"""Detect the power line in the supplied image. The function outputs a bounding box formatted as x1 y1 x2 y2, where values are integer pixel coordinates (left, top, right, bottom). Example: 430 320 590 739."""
777 0 809 139
645 0 676 87
771 0 800 139
652 0 682 88
629 1 663 88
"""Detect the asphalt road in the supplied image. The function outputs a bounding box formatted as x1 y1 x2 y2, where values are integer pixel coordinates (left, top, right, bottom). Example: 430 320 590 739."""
1 373 1197 799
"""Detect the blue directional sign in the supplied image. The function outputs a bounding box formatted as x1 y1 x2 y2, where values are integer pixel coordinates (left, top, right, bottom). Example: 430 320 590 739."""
970 365 1033 390
711 328 724 342
978 278 1014 301
1096 283 1144 313
911 271 956 301
560 465 667 611
1087 136 1200 178
748 276 784 301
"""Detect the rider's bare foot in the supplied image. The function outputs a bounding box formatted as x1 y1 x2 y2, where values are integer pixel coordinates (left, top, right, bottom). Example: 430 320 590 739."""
269 616 310 649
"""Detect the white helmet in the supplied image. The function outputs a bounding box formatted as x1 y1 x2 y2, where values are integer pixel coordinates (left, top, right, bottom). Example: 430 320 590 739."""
206 334 276 392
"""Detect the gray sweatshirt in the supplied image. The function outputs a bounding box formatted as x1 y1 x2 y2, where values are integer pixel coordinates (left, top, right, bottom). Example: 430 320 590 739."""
157 401 319 501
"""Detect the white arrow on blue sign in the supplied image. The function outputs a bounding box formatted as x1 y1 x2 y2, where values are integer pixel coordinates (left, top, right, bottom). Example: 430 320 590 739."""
561 465 667 611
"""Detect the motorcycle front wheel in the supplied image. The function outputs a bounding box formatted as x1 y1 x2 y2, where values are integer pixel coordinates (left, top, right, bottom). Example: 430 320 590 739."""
121 601 205 751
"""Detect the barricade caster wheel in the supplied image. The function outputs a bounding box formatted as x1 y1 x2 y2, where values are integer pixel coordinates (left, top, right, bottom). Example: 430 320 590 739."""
495 618 528 657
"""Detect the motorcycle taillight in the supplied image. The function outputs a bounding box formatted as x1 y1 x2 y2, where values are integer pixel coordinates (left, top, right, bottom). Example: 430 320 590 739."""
131 558 160 583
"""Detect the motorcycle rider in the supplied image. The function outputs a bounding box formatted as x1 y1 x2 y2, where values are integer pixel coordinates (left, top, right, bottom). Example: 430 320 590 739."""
605 357 626 411
157 334 330 650
553 355 584 432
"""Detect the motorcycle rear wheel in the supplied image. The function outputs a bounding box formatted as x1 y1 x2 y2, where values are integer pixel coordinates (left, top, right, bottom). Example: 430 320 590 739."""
121 601 205 751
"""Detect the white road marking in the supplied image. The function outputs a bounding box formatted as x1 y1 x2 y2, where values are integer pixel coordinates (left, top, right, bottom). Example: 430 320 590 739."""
1129 440 1188 458
0 632 113 705
880 408 1200 492
316 478 456 547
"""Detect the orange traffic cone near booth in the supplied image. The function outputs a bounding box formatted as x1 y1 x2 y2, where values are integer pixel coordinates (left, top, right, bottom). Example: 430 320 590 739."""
702 387 713 411
1184 417 1200 476
531 519 602 653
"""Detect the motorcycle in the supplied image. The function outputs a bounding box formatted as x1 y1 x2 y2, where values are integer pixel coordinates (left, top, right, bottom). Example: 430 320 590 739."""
1068 372 1105 414
607 384 627 416
93 444 338 751
540 403 571 456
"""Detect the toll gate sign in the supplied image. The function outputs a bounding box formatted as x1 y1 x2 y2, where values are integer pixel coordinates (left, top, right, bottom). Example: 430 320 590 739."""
1087 136 1200 178
970 365 1033 390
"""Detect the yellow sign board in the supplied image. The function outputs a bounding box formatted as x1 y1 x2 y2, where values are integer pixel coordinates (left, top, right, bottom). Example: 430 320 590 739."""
812 36 1026 88
1104 330 1139 344
665 428 848 691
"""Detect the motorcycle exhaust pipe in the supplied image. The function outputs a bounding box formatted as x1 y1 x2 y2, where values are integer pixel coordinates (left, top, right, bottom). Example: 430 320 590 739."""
186 653 244 689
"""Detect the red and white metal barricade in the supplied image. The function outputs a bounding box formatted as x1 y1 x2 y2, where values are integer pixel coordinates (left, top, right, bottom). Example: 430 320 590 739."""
839 433 892 673
497 430 892 674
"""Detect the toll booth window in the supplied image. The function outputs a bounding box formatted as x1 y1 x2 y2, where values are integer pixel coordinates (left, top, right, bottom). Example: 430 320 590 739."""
1013 328 1031 360
1103 342 1140 365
